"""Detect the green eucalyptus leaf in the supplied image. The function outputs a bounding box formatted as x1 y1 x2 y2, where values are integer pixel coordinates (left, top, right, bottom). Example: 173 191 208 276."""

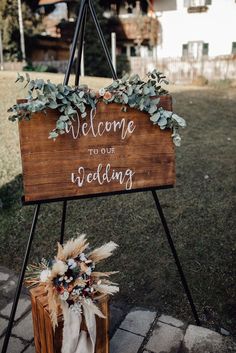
150 112 160 123
79 84 88 90
172 114 186 127
35 79 44 90
59 115 69 121
158 116 167 127
152 97 160 105
112 81 119 88
79 91 85 98
66 106 77 115
149 105 157 114
58 84 64 93
122 93 128 104
48 101 58 109
143 86 150 95
49 131 59 139
127 86 133 96
28 80 35 91
26 73 30 83
56 120 65 130
15 73 24 83
162 110 172 119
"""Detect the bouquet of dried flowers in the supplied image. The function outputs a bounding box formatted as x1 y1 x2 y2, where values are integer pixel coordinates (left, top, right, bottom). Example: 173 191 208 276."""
25 234 118 353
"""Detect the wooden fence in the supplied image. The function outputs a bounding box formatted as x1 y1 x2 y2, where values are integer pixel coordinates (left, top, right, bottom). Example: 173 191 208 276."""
130 55 236 83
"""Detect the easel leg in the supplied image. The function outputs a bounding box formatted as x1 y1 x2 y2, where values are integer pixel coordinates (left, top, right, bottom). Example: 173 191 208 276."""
1 204 41 353
63 0 88 85
151 190 201 326
75 3 88 86
88 0 117 79
60 200 67 245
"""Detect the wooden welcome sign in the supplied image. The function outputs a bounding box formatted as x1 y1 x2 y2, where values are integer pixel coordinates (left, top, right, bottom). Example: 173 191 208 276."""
18 95 175 202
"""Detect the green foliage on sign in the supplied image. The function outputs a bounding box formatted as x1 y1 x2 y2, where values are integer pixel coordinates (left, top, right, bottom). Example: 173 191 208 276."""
8 70 186 146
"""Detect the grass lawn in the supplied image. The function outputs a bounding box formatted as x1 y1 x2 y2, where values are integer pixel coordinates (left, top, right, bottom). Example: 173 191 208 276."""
0 71 235 334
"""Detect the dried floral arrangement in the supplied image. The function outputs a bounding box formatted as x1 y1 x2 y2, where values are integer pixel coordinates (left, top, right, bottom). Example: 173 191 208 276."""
8 70 186 146
25 234 118 353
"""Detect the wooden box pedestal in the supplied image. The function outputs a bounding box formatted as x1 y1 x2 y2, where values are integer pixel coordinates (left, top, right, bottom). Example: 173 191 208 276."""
30 286 109 353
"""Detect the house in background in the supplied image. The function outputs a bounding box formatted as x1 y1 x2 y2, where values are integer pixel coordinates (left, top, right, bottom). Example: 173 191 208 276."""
129 0 236 82
30 0 159 73
153 0 236 59
104 1 158 60
29 0 236 82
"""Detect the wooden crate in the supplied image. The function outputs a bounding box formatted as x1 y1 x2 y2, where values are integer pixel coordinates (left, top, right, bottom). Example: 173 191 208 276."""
30 285 109 353
18 96 175 203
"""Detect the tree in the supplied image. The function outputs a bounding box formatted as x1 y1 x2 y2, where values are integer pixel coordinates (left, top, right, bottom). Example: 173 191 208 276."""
82 0 129 77
82 0 113 77
0 0 42 60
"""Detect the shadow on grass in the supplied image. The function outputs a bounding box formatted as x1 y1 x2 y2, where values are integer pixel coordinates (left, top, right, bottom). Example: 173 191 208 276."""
0 174 23 208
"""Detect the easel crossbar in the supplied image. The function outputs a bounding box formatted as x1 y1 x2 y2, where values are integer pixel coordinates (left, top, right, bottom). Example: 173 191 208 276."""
64 0 117 86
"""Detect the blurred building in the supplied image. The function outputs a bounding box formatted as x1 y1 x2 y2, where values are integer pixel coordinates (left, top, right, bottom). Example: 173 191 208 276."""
30 0 158 68
153 0 236 59
29 0 236 81
131 0 236 82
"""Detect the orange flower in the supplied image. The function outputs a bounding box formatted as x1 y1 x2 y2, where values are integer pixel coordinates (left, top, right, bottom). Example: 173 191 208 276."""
67 283 74 293
103 91 112 100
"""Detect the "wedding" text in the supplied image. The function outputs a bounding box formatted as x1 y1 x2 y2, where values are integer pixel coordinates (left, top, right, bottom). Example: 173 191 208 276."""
71 163 135 190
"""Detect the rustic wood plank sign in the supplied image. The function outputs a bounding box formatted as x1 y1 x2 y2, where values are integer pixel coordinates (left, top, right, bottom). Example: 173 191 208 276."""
18 95 175 202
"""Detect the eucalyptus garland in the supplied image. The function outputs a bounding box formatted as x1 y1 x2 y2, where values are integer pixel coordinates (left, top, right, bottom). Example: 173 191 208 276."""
8 70 186 146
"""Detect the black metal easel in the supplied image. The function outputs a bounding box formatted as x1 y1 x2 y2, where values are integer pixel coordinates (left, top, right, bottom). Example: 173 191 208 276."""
1 1 200 351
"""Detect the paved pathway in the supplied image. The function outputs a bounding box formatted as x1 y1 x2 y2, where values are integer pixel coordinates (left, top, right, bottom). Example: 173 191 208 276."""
0 266 235 353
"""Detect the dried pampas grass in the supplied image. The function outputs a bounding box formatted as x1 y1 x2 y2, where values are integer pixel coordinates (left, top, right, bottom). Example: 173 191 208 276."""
44 283 61 329
94 284 119 296
57 234 89 261
88 241 118 263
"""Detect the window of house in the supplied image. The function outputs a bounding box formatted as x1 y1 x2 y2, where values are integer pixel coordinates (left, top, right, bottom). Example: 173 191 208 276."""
232 42 236 54
130 46 137 57
182 41 209 59
202 43 209 56
188 41 204 59
182 44 188 58
184 0 212 7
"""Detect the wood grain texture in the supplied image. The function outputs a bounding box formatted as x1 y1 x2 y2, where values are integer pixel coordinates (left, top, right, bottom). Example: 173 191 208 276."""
30 285 109 353
18 96 175 202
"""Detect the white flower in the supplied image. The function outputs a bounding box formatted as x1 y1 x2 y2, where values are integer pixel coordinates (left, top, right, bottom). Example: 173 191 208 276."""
173 134 181 147
86 267 92 276
70 302 82 314
40 269 51 282
79 253 87 262
52 260 68 276
60 291 69 301
68 258 77 269
99 88 105 96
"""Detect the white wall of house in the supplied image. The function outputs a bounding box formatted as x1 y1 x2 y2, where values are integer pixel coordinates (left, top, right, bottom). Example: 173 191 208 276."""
154 0 236 58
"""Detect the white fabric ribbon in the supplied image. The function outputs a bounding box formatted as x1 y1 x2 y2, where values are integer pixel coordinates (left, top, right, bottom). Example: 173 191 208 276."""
61 301 98 353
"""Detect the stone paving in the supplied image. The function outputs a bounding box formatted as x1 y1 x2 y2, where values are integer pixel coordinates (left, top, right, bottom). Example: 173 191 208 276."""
0 266 236 353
